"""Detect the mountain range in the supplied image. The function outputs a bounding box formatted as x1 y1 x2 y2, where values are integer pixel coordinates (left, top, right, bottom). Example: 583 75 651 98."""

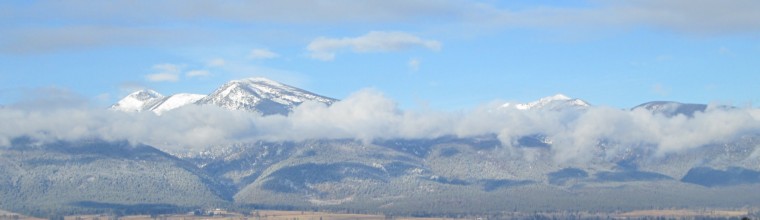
110 78 337 115
3 78 760 218
111 79 709 117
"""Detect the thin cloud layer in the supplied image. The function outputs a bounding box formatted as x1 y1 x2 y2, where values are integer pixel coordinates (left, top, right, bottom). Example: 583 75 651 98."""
2 89 760 164
307 31 442 61
8 0 758 34
481 0 760 35
3 1 759 54
248 49 279 60
146 63 181 82
186 70 211 78
3 0 460 25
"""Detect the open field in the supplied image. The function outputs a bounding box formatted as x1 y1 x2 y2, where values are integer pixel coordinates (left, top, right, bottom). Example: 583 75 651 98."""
0 209 42 220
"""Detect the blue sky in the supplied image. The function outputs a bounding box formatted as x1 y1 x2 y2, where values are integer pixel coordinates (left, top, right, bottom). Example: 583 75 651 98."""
1 0 760 110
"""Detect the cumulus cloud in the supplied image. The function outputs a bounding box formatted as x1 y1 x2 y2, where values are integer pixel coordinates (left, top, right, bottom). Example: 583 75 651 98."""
248 49 279 59
2 88 760 164
307 31 441 61
145 63 181 82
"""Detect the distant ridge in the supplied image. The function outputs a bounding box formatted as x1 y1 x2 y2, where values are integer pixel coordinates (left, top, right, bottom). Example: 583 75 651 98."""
632 101 708 117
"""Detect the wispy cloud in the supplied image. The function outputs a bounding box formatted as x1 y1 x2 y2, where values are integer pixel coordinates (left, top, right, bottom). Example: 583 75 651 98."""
0 26 189 54
651 83 670 96
145 63 181 82
307 31 441 61
207 58 226 67
248 49 279 59
480 0 760 35
145 73 179 82
186 70 211 78
2 1 460 25
408 58 420 71
0 1 458 54
3 1 758 54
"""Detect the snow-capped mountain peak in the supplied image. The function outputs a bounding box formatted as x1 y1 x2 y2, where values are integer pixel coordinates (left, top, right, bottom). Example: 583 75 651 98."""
196 77 338 115
110 89 164 112
502 93 590 111
112 77 337 115
244 77 283 86
546 93 571 101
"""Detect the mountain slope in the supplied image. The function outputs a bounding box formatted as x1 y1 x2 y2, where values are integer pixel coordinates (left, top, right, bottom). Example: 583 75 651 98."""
4 135 760 216
631 101 708 117
224 136 760 215
196 78 337 115
149 93 207 114
0 139 230 217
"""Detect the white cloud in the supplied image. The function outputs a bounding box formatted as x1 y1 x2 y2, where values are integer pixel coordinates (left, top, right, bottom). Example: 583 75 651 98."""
186 70 210 78
207 58 226 67
651 84 669 96
145 73 179 82
248 49 279 59
307 31 441 61
0 26 191 54
3 88 760 164
4 1 461 25
153 63 180 72
145 63 181 82
481 0 760 35
408 58 420 71
4 1 759 54
719 46 732 55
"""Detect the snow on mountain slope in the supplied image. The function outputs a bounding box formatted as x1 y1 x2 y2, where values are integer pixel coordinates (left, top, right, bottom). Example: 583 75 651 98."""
196 77 338 115
110 89 164 112
631 101 708 117
502 94 590 111
149 93 207 114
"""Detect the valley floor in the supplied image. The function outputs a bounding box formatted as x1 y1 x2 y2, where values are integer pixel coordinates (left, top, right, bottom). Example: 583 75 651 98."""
3 209 755 220
42 211 456 220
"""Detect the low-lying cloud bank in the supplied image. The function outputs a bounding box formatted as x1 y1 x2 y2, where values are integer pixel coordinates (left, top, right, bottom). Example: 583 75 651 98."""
3 89 760 163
